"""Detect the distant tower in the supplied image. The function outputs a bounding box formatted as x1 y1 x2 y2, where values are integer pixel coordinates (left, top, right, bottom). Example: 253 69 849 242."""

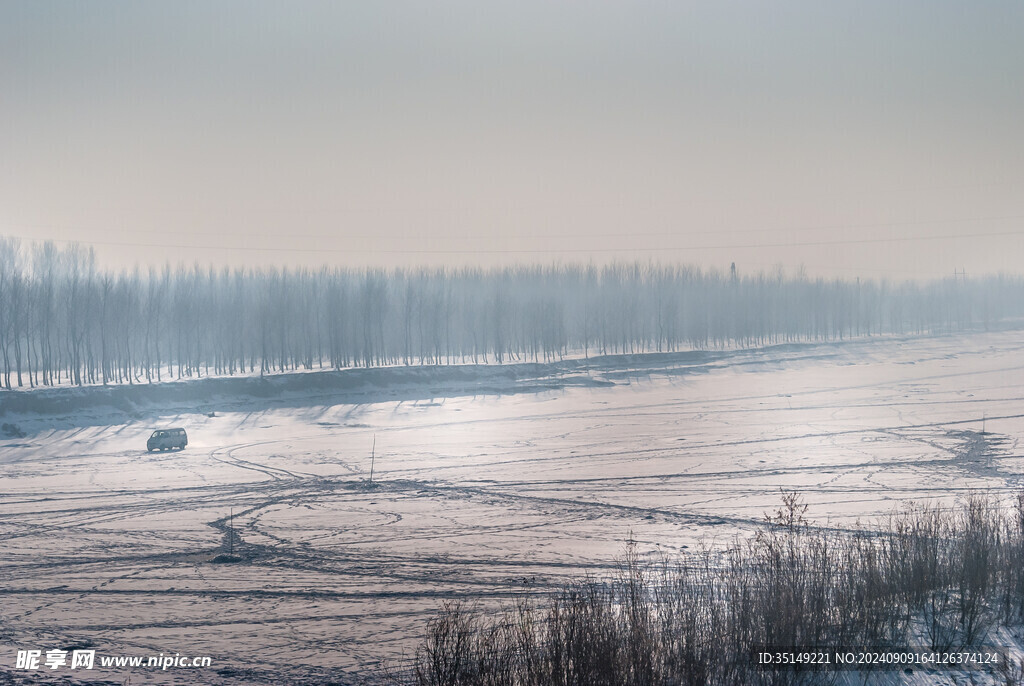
730 262 737 283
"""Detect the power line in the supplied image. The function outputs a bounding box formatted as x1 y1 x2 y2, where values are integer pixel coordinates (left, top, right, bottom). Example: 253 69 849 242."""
1 228 1022 256
4 213 1024 243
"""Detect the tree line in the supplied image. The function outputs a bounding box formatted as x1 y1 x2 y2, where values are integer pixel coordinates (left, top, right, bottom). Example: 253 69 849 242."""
0 238 1021 389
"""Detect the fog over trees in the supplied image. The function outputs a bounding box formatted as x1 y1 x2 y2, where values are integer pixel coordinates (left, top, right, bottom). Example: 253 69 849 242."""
0 238 1021 389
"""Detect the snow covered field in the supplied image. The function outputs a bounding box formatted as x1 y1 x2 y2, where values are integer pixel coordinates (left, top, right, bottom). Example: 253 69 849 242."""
2 330 1024 684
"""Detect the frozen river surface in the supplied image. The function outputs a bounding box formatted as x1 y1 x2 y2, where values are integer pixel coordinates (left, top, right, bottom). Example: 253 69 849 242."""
2 330 1024 683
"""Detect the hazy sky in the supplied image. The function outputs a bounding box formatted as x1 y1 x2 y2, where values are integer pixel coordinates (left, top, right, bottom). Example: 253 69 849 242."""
2 1 1022 278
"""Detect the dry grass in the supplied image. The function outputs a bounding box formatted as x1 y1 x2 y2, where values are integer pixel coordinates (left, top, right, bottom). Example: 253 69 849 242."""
393 490 1024 685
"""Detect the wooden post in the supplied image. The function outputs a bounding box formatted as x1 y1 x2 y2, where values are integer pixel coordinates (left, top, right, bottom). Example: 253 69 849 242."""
369 434 376 484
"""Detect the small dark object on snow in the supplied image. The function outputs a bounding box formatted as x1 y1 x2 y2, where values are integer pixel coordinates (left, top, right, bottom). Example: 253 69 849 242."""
1 422 26 438
210 554 243 564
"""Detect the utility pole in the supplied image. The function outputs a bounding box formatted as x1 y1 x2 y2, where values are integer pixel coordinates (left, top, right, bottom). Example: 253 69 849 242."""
229 508 233 556
369 433 376 484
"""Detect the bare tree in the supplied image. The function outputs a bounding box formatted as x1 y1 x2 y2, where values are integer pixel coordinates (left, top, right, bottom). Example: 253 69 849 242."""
0 240 1022 388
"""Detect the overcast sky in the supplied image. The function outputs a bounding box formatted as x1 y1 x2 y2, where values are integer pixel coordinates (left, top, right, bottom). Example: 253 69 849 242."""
2 1 1022 278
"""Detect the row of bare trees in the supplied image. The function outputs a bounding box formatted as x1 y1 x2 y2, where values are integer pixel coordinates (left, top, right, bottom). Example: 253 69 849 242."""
0 238 1021 389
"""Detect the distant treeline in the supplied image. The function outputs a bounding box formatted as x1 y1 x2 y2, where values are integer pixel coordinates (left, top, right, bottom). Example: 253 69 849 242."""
0 239 1022 389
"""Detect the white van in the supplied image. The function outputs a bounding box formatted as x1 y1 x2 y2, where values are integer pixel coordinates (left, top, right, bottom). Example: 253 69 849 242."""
147 428 188 452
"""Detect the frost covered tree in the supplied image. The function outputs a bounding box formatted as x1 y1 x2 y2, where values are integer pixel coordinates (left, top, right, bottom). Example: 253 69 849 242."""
0 241 1021 387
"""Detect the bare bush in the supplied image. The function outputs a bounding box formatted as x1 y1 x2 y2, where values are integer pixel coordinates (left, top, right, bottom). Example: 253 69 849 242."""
398 491 1024 685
